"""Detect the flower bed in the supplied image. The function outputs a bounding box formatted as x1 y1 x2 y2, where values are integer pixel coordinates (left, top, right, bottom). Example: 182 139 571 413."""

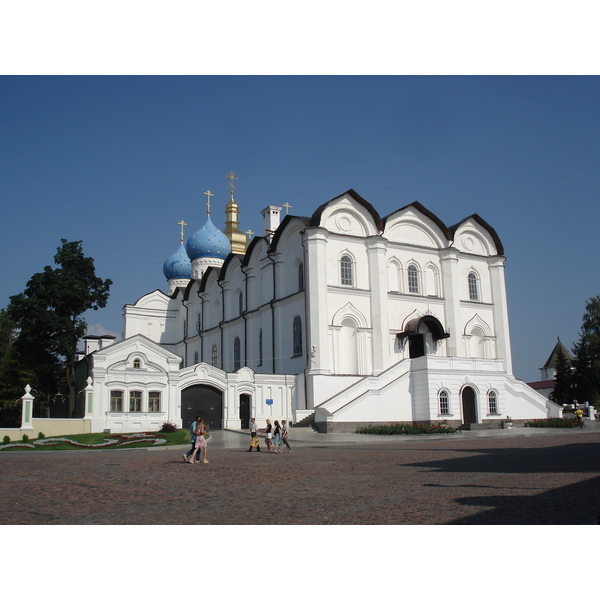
524 418 578 428
0 431 172 451
356 422 458 435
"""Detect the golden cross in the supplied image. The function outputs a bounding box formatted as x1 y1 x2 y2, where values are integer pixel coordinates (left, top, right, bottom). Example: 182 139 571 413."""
204 190 214 214
283 202 291 215
178 220 187 243
226 171 238 194
246 229 254 238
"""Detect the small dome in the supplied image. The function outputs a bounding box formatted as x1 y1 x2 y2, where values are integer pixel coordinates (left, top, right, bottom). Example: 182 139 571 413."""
186 215 231 260
163 243 192 280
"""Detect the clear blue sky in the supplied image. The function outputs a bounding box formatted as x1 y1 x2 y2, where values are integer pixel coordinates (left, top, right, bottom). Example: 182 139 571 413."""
1 75 599 382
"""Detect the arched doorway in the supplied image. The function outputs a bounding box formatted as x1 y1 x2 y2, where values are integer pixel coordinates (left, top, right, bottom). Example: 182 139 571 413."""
461 386 477 426
181 385 223 431
239 394 251 430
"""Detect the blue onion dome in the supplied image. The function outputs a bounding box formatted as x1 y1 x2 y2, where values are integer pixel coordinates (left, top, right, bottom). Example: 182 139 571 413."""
186 215 231 260
163 243 192 280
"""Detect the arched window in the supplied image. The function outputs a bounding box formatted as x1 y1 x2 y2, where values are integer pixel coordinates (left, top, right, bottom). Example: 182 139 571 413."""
340 255 354 287
488 390 498 414
238 292 244 316
132 358 141 369
468 272 479 301
234 337 241 371
407 264 419 294
298 263 304 292
211 344 218 367
258 329 263 366
438 390 450 415
293 316 303 356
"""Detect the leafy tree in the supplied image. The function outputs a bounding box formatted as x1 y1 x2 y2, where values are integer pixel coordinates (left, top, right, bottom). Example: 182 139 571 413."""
7 240 112 417
572 295 600 407
550 343 575 405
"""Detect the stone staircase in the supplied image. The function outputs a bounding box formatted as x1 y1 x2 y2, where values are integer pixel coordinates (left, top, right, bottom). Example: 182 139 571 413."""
291 412 317 429
460 422 503 431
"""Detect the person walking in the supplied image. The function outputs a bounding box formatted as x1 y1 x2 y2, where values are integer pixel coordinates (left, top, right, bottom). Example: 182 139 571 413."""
246 417 261 452
273 420 282 453
264 418 273 452
190 417 209 463
281 419 293 453
182 416 201 463
574 407 584 428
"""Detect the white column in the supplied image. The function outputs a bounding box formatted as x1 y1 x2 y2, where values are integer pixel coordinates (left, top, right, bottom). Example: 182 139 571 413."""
366 236 388 374
21 385 34 431
304 228 331 375
84 377 93 420
489 256 513 374
440 248 461 357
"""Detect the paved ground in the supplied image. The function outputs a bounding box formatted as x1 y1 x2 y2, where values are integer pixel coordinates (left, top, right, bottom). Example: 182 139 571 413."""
1 427 599 525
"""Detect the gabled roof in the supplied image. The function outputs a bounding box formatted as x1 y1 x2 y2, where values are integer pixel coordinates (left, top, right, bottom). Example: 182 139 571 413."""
448 213 504 256
270 214 311 252
542 338 573 369
383 201 452 242
310 189 384 232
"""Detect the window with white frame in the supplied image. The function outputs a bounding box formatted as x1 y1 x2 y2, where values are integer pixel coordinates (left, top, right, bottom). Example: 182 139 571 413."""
129 391 142 412
133 358 142 369
110 391 123 412
488 390 498 414
407 264 420 294
438 390 450 415
148 391 161 412
468 272 479 301
340 254 354 287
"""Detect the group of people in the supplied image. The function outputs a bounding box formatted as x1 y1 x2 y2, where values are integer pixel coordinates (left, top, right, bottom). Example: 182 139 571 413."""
182 416 209 463
247 418 293 453
182 416 293 463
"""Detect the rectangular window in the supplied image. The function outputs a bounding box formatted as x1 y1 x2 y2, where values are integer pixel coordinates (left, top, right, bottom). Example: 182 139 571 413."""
129 391 142 412
148 392 161 412
110 391 123 412
212 345 218 367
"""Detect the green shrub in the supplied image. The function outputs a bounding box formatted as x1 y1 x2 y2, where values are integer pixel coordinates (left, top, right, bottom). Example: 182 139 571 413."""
37 432 45 439
2 435 10 444
22 434 29 443
357 422 458 435
524 418 577 428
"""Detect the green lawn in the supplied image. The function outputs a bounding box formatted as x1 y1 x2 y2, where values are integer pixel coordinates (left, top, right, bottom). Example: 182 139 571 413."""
0 429 191 451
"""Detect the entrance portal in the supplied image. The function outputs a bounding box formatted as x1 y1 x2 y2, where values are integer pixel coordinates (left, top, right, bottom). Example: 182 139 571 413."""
181 385 223 431
461 386 477 426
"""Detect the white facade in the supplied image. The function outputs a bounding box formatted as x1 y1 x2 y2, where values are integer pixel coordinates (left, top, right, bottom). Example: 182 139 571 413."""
77 189 561 433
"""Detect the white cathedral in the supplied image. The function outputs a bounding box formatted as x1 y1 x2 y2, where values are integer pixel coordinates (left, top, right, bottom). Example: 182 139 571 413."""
76 179 561 433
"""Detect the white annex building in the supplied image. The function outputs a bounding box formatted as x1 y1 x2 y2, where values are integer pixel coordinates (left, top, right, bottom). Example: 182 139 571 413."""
76 181 561 433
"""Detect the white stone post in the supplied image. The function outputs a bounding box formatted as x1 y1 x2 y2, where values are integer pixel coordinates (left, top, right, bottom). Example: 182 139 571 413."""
21 385 34 431
84 377 93 420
